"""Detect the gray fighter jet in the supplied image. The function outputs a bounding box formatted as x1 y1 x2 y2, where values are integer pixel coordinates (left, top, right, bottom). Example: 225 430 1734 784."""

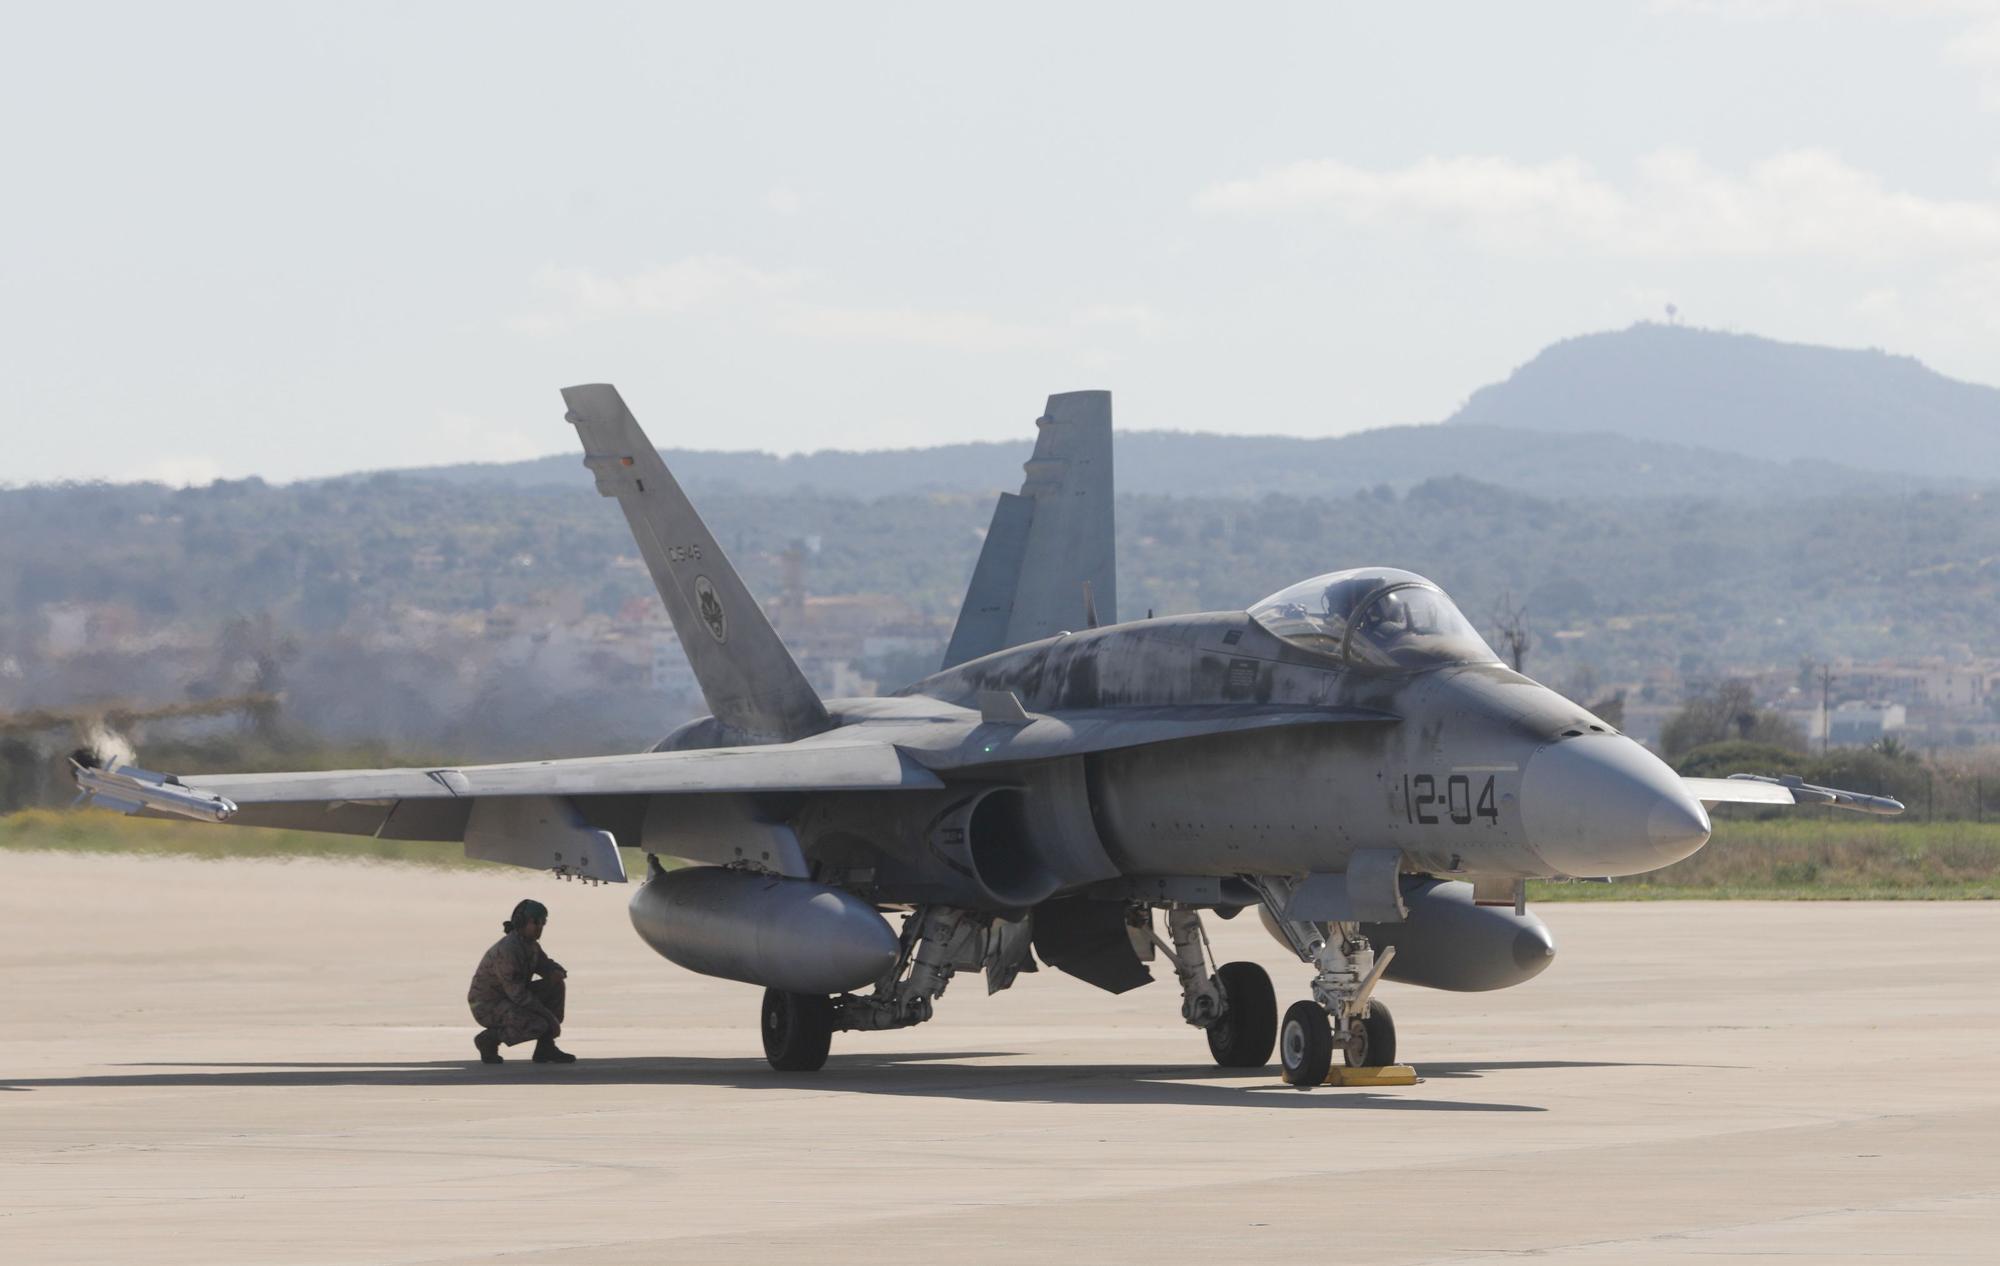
74 385 1901 1087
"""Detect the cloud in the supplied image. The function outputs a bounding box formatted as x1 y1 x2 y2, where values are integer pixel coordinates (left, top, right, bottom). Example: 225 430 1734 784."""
774 301 1167 352
431 412 548 464
1071 303 1168 337
1947 15 2000 107
1194 149 2000 261
125 454 226 487
1653 1 2000 108
773 304 1051 351
512 255 803 335
1848 287 1907 325
1650 1 1997 20
515 254 1166 355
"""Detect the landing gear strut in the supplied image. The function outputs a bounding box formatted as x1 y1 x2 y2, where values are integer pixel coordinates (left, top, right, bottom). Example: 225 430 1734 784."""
1153 908 1278 1068
757 906 990 1071
1250 878 1400 1088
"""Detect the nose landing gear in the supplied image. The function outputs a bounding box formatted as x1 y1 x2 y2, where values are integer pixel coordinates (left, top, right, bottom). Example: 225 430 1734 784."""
1278 997 1397 1087
1250 877 1402 1089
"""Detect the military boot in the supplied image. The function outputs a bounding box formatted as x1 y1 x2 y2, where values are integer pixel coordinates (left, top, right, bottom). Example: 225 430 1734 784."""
474 1029 504 1064
532 1037 577 1064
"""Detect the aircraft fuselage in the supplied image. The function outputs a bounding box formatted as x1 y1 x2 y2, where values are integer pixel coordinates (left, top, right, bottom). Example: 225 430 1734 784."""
810 608 1717 895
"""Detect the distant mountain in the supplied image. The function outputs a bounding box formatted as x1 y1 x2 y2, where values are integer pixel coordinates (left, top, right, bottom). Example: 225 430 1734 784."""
1445 323 2000 483
360 424 1932 501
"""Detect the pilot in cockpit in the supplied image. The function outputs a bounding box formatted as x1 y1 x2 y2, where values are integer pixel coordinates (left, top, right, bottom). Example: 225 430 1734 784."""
1250 568 1499 671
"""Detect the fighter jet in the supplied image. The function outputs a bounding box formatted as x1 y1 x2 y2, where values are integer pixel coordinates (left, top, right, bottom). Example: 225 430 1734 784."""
73 386 1902 1087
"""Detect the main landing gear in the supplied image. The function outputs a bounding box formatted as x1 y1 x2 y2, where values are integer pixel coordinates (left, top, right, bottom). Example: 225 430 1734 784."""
758 906 992 1072
757 896 1399 1084
1153 907 1278 1068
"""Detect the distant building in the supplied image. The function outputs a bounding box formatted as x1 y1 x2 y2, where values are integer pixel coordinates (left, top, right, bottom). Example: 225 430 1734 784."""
1820 702 1907 747
796 653 875 699
650 634 700 698
1832 659 1993 710
1916 665 1984 710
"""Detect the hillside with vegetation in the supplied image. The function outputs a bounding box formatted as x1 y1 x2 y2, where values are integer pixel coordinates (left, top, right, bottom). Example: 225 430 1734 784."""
3 472 1996 735
1447 322 2000 482
379 422 1921 501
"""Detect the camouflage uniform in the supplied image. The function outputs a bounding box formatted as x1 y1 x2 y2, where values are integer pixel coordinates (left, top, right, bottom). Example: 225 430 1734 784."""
467 931 566 1045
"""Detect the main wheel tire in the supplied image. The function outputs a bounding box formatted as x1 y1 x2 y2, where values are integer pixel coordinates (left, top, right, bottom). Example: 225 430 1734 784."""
1279 1000 1334 1088
761 988 834 1072
1343 999 1397 1068
1206 961 1278 1068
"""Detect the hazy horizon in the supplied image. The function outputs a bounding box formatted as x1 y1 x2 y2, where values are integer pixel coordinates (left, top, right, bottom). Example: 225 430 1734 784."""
6 2 1998 486
7 316 1991 489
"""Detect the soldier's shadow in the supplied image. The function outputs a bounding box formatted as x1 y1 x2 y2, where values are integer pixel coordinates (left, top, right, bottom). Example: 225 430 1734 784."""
0 1054 1698 1110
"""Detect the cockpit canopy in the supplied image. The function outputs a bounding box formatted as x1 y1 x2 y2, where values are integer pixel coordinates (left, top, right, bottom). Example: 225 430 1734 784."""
1248 568 1500 671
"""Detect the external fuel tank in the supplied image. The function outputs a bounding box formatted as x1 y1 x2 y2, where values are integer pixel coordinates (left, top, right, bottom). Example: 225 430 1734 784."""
628 866 900 994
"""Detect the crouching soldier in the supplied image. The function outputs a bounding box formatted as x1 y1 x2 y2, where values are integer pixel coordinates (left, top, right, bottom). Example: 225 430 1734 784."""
469 899 577 1065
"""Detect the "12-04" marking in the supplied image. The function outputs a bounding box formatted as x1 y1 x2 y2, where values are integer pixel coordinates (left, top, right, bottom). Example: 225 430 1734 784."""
1402 773 1500 826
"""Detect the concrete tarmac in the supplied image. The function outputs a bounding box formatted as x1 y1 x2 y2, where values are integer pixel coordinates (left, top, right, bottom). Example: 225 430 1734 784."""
3 850 1997 1264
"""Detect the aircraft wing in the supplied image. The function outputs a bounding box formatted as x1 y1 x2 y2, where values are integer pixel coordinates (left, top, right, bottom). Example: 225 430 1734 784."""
71 743 947 883
1682 773 1904 816
143 742 939 804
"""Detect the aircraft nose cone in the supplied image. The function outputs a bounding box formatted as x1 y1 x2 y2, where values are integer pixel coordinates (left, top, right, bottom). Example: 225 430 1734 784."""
1647 789 1712 853
1520 736 1711 877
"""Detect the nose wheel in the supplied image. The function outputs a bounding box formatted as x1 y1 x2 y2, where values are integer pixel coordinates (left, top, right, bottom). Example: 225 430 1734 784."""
1280 1001 1334 1087
1280 999 1399 1087
1343 999 1396 1068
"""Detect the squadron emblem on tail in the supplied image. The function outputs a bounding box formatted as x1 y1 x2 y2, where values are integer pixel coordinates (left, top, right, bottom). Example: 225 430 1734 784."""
695 576 727 642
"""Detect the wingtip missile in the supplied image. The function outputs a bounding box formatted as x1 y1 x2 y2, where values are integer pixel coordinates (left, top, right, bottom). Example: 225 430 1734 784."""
70 760 238 823
1726 772 1904 816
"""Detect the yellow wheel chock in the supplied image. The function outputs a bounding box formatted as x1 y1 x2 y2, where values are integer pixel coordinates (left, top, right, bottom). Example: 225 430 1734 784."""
1284 1064 1420 1087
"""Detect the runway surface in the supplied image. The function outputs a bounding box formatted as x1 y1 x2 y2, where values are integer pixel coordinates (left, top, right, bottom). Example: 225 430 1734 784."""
3 850 1996 1264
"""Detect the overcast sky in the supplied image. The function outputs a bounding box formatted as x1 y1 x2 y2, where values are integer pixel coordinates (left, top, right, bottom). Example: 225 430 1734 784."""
4 1 1998 485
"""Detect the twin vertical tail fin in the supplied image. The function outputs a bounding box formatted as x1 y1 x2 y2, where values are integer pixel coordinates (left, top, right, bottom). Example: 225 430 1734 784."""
562 384 831 744
943 390 1116 669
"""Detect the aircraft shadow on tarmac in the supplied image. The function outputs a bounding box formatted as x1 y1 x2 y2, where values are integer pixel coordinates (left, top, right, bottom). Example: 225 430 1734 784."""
0 1055 1715 1110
